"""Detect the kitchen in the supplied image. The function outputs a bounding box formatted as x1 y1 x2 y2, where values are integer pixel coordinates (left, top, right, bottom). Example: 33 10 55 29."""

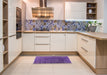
0 0 107 75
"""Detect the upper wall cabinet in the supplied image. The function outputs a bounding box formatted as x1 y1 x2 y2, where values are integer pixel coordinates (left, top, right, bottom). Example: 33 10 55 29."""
65 2 86 20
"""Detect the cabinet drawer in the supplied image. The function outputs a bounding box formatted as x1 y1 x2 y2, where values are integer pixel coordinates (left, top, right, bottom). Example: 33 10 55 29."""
80 46 89 61
35 33 50 37
80 35 90 49
78 34 96 68
35 45 50 51
80 46 89 55
35 37 50 44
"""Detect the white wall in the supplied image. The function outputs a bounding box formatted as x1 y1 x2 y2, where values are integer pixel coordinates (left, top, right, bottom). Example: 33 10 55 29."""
23 0 94 20
23 0 65 20
22 1 26 31
23 0 39 20
47 0 65 20
16 0 22 8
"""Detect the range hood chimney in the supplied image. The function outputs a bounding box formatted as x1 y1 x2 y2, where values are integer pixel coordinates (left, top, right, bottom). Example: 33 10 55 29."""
32 0 54 19
39 0 47 7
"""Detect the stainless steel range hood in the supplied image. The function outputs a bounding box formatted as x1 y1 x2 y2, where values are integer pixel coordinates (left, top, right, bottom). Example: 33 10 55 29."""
32 0 54 19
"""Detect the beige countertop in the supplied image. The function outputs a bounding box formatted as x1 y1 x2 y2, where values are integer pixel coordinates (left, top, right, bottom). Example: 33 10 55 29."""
22 31 107 40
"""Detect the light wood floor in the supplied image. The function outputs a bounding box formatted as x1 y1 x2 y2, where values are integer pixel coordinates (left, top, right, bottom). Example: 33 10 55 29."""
2 56 96 75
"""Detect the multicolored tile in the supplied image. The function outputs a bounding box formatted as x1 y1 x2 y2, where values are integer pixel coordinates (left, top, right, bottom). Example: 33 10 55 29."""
25 20 93 31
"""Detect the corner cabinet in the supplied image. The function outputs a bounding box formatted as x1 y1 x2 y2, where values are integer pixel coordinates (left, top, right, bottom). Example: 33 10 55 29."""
22 33 35 51
0 40 3 73
78 34 96 68
51 33 66 51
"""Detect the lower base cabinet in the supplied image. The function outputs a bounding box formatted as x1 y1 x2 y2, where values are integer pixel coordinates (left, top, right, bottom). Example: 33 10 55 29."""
78 34 96 68
22 33 77 52
35 45 50 51
22 33 35 51
51 33 66 51
35 33 50 51
66 34 77 51
0 40 3 73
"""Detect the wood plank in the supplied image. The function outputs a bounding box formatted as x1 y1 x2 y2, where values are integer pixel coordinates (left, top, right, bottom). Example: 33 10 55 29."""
96 40 107 74
3 51 8 55
21 51 78 56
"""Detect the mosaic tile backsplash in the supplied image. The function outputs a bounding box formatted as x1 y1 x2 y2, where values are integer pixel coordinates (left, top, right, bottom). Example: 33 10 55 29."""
25 20 92 31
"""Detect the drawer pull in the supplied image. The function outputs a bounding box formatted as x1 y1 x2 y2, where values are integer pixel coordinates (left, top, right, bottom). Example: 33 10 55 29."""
81 47 88 52
36 44 50 45
9 34 16 37
81 38 88 42
35 36 49 38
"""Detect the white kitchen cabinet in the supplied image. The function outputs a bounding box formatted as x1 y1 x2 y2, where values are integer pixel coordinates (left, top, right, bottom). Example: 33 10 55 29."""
35 33 50 51
0 40 3 72
78 34 96 68
0 0 3 38
22 33 35 51
35 45 50 51
8 36 17 63
87 37 96 68
65 2 86 19
66 34 77 51
51 33 66 51
8 0 16 36
16 38 22 55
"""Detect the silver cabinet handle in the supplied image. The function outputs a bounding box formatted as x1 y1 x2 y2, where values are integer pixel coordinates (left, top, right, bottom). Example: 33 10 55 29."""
81 38 88 42
9 34 16 37
35 36 49 38
81 47 88 52
35 44 50 45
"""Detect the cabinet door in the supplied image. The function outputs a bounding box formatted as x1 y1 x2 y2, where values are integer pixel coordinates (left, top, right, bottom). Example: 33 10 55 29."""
0 40 3 72
65 2 86 19
8 36 17 64
16 38 22 54
8 0 16 36
0 0 3 38
51 33 66 51
23 33 34 51
66 34 77 51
